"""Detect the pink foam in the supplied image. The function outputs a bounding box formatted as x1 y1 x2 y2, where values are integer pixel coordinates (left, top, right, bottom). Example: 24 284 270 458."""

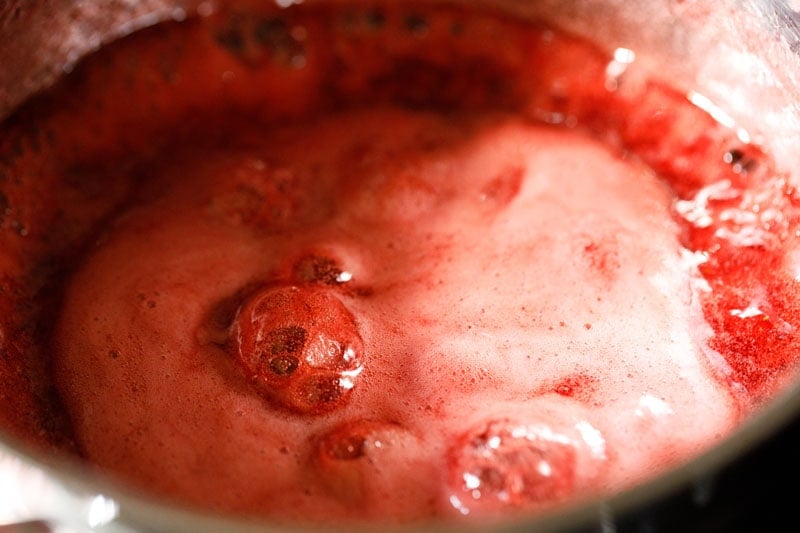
53 108 736 521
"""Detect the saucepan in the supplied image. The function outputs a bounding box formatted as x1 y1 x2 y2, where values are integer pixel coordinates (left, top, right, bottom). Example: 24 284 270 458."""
1 0 799 531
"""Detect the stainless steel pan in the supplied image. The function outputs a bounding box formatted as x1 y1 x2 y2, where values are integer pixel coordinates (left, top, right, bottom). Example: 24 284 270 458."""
1 1 799 531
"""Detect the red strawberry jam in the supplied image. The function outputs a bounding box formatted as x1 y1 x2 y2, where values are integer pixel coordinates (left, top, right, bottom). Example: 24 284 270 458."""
0 0 798 527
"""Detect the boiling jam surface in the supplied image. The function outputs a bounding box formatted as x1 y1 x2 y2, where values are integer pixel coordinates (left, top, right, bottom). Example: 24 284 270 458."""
1 0 800 526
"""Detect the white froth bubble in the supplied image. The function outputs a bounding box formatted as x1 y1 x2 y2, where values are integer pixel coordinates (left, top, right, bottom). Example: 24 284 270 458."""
463 472 481 490
635 394 674 418
574 420 607 459
510 426 527 440
613 48 636 64
342 346 356 363
730 306 767 319
605 48 636 91
449 494 470 515
687 91 737 130
536 460 552 477
681 248 710 268
338 367 363 391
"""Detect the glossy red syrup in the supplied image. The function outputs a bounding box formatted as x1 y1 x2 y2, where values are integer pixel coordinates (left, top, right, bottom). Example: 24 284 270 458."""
0 0 798 526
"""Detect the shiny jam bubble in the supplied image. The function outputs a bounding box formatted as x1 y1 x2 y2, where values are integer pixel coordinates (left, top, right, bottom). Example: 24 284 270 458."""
447 418 595 516
314 419 428 512
231 285 364 414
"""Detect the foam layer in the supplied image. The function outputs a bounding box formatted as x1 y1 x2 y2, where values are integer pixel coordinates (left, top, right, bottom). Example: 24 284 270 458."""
53 108 735 522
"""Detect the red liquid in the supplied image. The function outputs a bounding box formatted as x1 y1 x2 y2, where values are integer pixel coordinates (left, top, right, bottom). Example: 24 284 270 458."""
1 0 799 526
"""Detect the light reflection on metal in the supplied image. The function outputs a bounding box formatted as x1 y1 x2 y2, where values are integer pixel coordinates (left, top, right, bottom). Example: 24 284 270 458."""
86 494 120 529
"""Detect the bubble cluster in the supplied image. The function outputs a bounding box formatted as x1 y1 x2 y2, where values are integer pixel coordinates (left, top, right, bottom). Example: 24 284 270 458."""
447 419 592 516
